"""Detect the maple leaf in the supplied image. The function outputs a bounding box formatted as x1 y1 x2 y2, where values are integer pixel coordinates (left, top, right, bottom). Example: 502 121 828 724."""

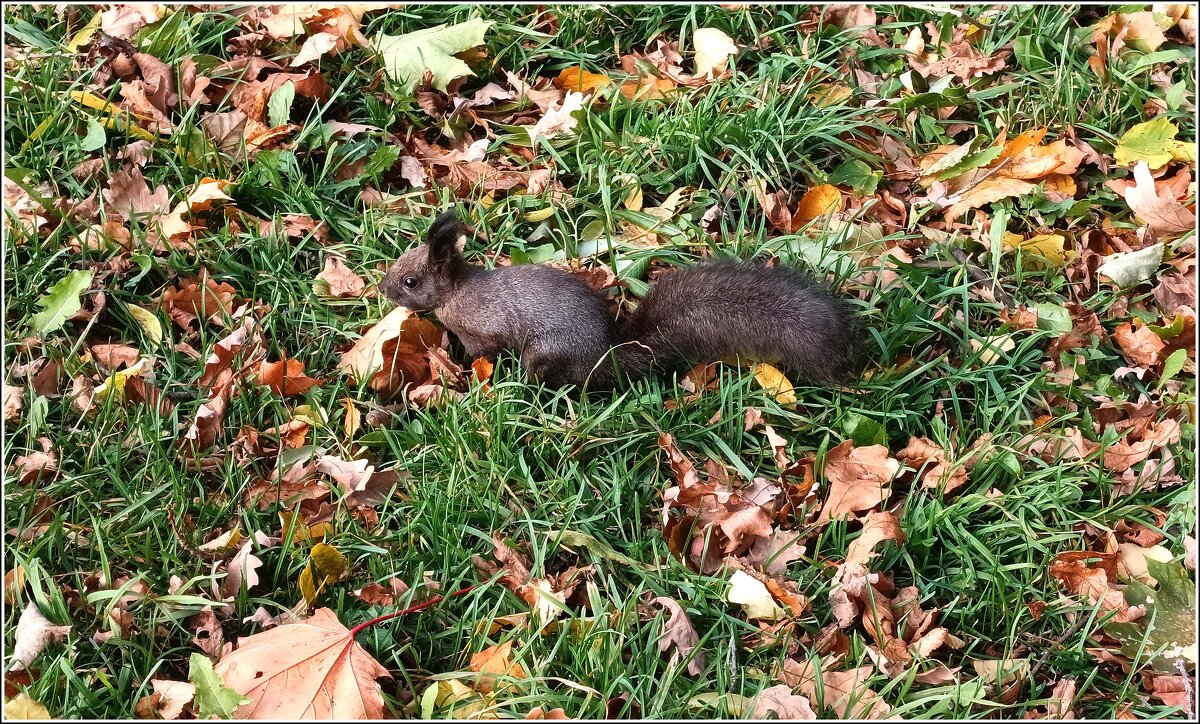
817 441 898 523
1113 320 1167 367
213 608 391 718
374 19 494 92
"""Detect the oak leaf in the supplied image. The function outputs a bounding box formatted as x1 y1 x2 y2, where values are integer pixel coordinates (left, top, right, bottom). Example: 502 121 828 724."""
258 358 323 396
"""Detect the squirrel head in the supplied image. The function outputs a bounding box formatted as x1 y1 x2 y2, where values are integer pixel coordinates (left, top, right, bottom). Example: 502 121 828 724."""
380 209 468 311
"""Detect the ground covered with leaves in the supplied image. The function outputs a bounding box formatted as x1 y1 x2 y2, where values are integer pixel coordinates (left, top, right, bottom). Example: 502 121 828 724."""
3 3 1197 720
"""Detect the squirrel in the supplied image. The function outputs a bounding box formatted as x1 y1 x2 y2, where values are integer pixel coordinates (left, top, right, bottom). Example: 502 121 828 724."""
379 209 863 390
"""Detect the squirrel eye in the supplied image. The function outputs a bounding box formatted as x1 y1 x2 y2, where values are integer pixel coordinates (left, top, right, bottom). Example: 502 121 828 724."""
403 276 418 288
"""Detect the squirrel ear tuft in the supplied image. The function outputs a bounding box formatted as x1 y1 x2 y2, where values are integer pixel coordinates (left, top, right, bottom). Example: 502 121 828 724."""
426 209 464 263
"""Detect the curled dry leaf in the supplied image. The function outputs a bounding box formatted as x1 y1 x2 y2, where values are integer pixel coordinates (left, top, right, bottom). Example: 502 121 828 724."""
135 679 197 720
652 596 707 676
336 306 444 398
213 607 391 719
779 658 894 719
11 603 72 671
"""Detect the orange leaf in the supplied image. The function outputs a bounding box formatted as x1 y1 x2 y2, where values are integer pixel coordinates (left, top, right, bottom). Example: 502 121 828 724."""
258 358 323 396
998 127 1047 161
213 608 391 718
793 184 842 226
618 76 676 100
468 640 527 693
552 67 612 95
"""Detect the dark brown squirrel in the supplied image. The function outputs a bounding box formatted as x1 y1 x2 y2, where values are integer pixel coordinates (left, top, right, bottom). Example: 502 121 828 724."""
379 209 864 390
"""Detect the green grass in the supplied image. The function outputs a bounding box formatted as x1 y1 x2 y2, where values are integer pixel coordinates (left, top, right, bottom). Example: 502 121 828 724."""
3 3 1196 720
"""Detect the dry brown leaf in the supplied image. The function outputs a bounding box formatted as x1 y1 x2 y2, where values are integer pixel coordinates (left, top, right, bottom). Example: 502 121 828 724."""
103 166 170 217
779 658 894 719
752 685 817 719
11 603 72 671
316 454 406 509
213 607 390 718
257 358 323 396
3 382 23 421
653 596 706 676
818 441 898 523
337 306 442 397
10 437 57 485
135 679 196 720
1113 321 1166 367
316 257 366 298
525 707 570 720
845 510 906 567
1121 161 1195 237
944 176 1037 222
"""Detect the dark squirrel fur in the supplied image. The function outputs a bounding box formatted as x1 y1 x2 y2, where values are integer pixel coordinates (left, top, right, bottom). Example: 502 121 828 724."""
379 209 863 390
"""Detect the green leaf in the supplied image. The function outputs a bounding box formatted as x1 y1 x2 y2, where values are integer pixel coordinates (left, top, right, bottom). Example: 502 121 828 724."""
1113 116 1191 168
547 529 652 570
29 270 93 336
827 159 881 197
80 117 106 151
267 80 295 128
841 411 888 447
373 18 494 92
363 144 401 179
1096 243 1164 287
1032 303 1072 333
1104 559 1196 673
189 652 248 719
1158 348 1187 387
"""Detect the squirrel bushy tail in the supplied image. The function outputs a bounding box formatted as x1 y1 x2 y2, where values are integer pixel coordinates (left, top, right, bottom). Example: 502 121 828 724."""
603 260 863 387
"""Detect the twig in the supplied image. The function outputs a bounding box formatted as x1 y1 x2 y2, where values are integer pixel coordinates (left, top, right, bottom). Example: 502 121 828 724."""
1028 616 1087 682
348 584 477 637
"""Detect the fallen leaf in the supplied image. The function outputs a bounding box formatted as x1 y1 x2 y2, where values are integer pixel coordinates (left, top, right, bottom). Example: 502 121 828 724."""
1114 116 1193 168
779 659 894 719
190 652 249 719
336 306 442 397
374 19 494 91
692 27 739 79
11 603 72 671
135 679 196 720
1120 163 1195 238
752 362 796 404
5 693 51 719
316 257 366 298
527 91 587 145
653 596 707 676
257 358 323 396
794 184 842 226
1114 321 1167 367
468 640 528 693
818 441 898 523
29 270 93 336
553 66 612 95
752 685 817 719
213 608 390 718
727 569 788 621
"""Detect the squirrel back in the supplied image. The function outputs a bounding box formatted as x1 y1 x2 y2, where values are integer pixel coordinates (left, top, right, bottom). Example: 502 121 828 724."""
380 210 863 390
616 260 862 385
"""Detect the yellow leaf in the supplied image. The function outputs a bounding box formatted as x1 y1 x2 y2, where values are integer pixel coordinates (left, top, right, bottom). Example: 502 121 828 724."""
969 334 1016 365
299 543 349 608
999 128 1047 161
92 357 151 403
794 184 842 226
280 509 333 545
5 693 51 719
522 206 555 222
1001 233 1068 268
552 67 612 95
126 304 164 346
806 83 853 107
752 362 796 404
